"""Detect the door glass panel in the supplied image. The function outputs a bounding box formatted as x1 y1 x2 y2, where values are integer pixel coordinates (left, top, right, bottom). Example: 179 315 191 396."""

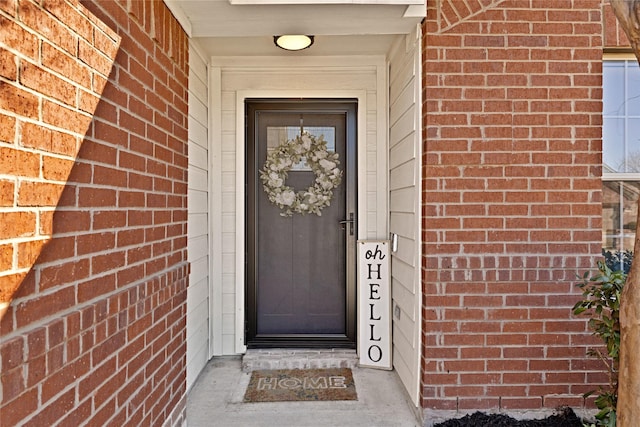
266 126 336 171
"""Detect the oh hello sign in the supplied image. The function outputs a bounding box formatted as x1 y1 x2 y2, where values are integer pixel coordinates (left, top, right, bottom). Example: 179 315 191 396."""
357 241 391 369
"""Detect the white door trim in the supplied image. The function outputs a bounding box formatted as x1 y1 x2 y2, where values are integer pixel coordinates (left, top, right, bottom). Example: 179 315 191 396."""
207 55 388 356
234 89 369 353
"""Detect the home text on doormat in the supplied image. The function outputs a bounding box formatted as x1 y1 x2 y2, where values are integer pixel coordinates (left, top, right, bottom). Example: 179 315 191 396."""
243 368 358 402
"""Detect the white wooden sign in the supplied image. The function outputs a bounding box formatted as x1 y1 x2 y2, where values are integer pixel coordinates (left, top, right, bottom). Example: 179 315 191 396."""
357 240 392 369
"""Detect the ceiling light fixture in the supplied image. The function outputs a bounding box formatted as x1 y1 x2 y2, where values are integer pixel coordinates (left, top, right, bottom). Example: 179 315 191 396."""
274 35 314 51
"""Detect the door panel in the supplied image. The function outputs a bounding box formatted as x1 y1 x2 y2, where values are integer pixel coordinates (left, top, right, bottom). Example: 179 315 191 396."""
246 100 357 348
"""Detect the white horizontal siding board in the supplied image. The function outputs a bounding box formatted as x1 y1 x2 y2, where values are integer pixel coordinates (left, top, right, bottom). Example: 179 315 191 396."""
390 256 416 292
221 91 236 109
189 75 207 105
389 105 415 144
190 256 210 285
366 174 377 192
393 306 416 350
222 273 235 293
187 295 208 334
366 111 377 137
221 253 235 274
221 111 236 132
389 59 413 94
189 259 209 284
389 46 414 91
191 96 208 127
187 233 209 254
223 313 236 334
222 232 235 251
221 193 235 210
188 214 208 249
389 76 416 126
188 235 209 262
188 190 208 215
389 187 414 212
222 293 235 313
221 214 235 232
221 152 235 172
392 346 413 400
389 212 415 239
189 141 208 171
393 235 415 266
389 50 415 100
186 336 208 391
186 344 208 391
389 133 415 168
389 159 416 190
190 47 207 83
189 252 209 275
187 278 209 314
367 151 377 171
222 335 235 354
392 276 416 321
389 59 414 106
189 117 208 150
366 192 377 211
188 166 208 192
392 322 414 368
221 172 235 191
221 132 236 151
366 91 377 111
188 213 208 237
186 319 208 369
366 132 377 150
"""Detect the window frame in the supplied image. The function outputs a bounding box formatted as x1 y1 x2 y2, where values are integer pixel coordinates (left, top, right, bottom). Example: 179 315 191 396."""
602 53 640 255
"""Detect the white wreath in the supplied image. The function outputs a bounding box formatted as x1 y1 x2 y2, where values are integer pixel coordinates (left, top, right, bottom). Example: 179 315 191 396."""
260 132 343 217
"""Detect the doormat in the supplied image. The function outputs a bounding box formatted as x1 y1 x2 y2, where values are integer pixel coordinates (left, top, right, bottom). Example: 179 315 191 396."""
243 368 357 402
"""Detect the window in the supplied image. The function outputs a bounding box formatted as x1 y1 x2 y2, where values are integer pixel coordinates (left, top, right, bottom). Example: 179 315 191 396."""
602 58 640 263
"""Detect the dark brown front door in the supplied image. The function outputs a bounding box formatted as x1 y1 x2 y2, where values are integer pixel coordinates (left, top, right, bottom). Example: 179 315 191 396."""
246 100 357 348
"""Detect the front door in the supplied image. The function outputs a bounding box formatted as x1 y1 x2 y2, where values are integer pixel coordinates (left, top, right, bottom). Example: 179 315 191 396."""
246 100 357 348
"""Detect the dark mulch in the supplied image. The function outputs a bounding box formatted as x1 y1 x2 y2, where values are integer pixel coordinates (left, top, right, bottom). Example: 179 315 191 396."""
433 406 584 427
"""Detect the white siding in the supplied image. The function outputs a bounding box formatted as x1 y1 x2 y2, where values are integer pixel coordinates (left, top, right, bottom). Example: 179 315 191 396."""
210 55 388 355
186 41 210 391
388 28 422 406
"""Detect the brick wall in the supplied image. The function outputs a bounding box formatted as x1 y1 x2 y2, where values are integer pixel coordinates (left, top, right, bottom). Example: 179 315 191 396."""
0 1 189 425
421 0 604 415
0 0 120 314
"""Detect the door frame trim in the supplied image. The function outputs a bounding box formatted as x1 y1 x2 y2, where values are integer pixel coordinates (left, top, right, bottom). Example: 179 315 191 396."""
234 90 370 353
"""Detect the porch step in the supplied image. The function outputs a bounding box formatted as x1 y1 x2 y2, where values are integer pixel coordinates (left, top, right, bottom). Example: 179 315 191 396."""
242 349 358 372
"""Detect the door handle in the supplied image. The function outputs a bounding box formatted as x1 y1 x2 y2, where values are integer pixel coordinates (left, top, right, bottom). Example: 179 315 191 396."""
339 212 355 236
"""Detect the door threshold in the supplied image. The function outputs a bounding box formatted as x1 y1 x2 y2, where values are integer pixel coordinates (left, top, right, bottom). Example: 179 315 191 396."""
241 348 358 373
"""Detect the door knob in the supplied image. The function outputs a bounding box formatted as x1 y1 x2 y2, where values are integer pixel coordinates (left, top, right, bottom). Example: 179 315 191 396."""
339 212 355 235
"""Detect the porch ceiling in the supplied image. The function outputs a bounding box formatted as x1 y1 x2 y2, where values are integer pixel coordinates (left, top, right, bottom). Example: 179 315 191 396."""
165 0 425 56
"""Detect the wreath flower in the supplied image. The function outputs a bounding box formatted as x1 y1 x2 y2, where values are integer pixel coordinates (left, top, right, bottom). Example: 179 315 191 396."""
260 132 343 217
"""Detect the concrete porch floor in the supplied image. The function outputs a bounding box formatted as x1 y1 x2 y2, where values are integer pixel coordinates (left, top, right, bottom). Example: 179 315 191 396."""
186 355 422 427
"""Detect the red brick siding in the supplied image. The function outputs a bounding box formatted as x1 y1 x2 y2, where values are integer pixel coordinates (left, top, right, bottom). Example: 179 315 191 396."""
0 0 119 308
421 0 603 413
0 1 189 426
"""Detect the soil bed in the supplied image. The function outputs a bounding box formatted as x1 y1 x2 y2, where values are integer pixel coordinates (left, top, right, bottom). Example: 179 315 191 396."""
433 406 586 427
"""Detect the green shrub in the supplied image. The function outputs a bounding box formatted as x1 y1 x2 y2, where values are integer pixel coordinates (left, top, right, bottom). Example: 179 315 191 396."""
573 261 626 427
